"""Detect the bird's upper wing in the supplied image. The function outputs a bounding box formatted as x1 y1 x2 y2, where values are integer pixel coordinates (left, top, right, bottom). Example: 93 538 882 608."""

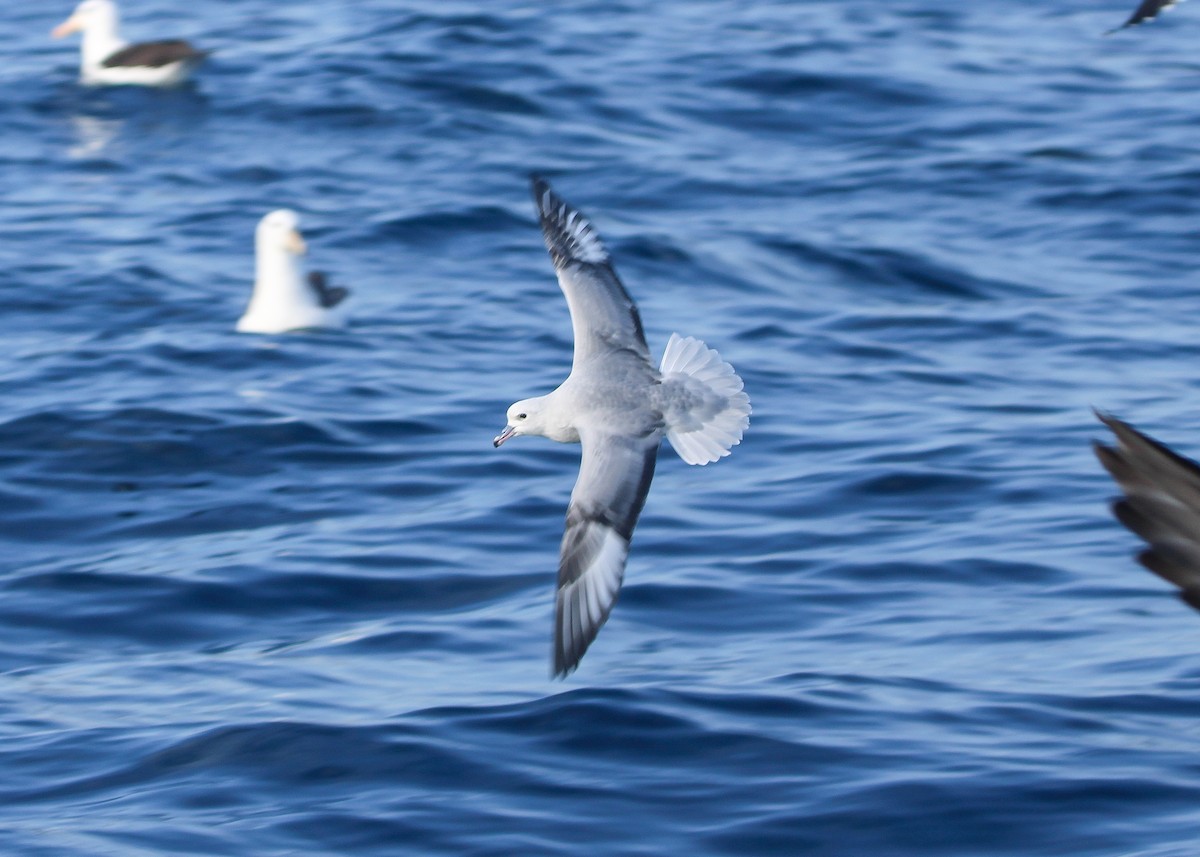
531 177 650 371
1109 0 1185 33
554 427 658 677
103 40 208 68
1095 412 1200 609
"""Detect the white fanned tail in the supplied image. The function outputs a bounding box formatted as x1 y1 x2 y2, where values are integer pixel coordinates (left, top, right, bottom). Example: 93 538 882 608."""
659 333 751 466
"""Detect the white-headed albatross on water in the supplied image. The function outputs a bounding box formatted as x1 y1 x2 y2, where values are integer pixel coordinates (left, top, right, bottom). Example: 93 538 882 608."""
237 210 349 335
494 177 751 677
53 0 208 87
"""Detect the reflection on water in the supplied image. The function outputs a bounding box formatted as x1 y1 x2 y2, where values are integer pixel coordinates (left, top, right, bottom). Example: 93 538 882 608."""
57 83 211 160
68 113 122 158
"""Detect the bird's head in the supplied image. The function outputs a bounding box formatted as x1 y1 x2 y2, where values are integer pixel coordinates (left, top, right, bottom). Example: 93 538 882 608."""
494 398 546 447
257 209 307 257
53 0 118 38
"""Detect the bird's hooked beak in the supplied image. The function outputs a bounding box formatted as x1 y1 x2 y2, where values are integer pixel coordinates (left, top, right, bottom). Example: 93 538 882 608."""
52 15 83 38
493 425 516 448
285 229 308 256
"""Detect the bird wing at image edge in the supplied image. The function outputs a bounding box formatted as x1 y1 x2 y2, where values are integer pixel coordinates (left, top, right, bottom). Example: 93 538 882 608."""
1111 0 1184 31
1095 412 1200 608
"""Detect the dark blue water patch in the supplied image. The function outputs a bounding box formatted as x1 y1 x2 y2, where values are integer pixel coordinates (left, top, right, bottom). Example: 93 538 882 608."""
702 775 1194 857
760 238 1032 301
0 408 355 478
403 72 547 118
384 11 532 40
824 558 1069 588
369 204 530 246
8 684 1178 856
716 68 939 108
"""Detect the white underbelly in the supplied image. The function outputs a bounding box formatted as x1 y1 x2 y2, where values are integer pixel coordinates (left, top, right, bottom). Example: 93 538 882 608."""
82 60 195 87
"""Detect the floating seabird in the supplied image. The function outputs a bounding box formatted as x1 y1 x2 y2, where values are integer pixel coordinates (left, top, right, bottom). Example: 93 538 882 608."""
494 178 751 677
52 0 208 87
1095 411 1200 611
1108 0 1187 34
237 210 349 335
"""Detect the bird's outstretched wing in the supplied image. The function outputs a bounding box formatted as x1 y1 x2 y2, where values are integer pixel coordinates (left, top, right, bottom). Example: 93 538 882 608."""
1107 0 1186 34
554 428 658 677
1095 412 1200 610
531 177 650 370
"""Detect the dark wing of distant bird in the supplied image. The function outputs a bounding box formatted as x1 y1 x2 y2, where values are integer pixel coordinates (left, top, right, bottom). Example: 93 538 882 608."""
531 176 650 372
1108 0 1186 33
554 428 658 677
306 272 350 310
103 40 209 69
1095 412 1200 610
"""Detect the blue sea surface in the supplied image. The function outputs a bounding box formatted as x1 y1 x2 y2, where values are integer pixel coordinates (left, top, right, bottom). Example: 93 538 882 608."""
3 0 1200 853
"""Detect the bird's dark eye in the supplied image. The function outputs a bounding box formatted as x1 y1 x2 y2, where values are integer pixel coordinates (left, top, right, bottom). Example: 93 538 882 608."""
517 413 527 420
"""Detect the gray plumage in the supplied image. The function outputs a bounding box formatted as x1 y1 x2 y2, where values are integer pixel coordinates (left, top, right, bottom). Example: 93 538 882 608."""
533 177 649 370
533 178 660 676
1095 411 1200 610
495 178 750 677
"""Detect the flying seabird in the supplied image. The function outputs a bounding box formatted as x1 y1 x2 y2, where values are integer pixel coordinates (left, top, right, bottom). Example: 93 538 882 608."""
52 0 208 87
1095 411 1200 611
494 178 751 677
1108 0 1187 34
237 210 350 335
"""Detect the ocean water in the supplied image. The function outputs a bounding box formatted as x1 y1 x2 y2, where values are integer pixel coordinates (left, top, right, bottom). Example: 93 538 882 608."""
2 0 1200 854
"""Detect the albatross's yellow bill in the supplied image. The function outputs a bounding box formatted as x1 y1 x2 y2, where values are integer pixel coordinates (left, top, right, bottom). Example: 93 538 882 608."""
52 16 83 38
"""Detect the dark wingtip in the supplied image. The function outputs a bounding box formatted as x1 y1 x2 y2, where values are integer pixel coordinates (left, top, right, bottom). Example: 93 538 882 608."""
1093 408 1122 431
529 177 609 271
1093 410 1129 462
530 174 558 219
1092 440 1118 472
552 646 578 680
1104 18 1141 34
1095 411 1147 449
1106 0 1182 34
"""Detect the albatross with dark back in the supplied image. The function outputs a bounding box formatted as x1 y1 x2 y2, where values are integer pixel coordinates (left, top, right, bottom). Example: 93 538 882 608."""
53 0 208 86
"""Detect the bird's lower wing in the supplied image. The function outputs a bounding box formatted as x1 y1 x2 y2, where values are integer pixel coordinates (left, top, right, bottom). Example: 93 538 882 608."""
555 429 658 676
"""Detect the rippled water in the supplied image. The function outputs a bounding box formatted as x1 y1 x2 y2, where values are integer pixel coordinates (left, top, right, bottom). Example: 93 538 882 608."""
3 0 1200 854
